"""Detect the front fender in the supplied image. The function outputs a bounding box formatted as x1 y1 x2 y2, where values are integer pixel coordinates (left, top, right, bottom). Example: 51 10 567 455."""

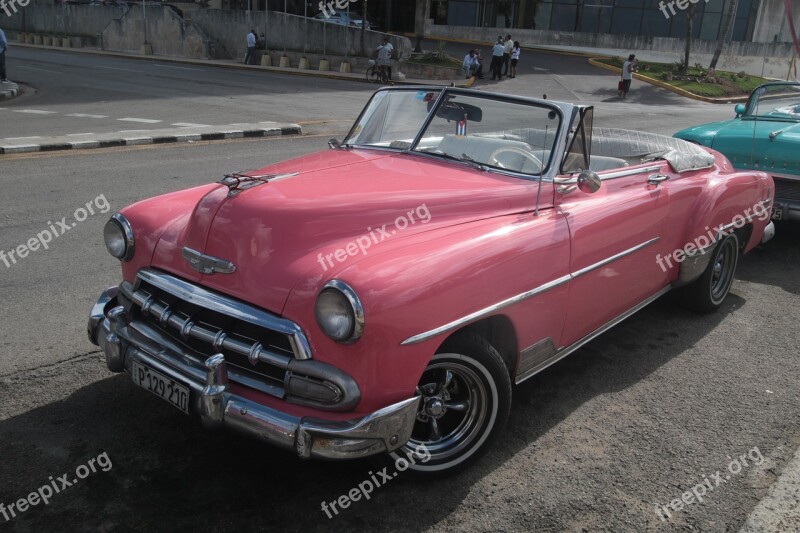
282 209 572 413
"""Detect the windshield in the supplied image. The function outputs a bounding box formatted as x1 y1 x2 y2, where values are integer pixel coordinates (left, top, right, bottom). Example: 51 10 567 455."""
746 83 800 121
344 89 562 176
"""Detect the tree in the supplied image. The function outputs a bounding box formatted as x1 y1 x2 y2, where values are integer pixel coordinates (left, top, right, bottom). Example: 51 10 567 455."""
360 0 367 56
682 5 696 74
414 0 429 53
709 0 738 71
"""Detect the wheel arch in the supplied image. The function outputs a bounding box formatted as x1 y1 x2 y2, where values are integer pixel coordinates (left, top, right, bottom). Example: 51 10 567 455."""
436 315 518 380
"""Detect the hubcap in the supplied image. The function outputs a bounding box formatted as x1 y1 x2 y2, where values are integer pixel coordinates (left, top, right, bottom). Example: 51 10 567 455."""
407 360 488 463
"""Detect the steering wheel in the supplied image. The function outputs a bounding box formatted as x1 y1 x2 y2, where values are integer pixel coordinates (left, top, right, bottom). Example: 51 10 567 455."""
488 146 542 173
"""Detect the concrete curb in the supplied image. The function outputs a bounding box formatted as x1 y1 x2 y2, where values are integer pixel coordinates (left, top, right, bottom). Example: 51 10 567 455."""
0 124 302 155
587 58 750 104
0 81 21 100
739 445 800 532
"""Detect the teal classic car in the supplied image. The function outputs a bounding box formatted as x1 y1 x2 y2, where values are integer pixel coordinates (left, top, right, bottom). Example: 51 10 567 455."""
674 82 800 221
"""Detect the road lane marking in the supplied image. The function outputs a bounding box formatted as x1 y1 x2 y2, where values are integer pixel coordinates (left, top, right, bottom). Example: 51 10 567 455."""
17 65 61 74
95 65 143 73
65 113 109 119
118 118 162 124
118 129 149 133
67 133 95 136
152 64 204 71
3 136 42 140
14 109 58 114
171 123 211 127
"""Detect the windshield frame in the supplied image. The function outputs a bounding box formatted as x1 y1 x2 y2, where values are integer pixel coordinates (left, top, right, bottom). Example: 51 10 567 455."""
743 82 800 122
342 86 568 181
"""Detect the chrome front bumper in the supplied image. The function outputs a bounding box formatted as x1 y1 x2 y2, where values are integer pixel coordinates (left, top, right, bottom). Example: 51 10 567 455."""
88 288 419 460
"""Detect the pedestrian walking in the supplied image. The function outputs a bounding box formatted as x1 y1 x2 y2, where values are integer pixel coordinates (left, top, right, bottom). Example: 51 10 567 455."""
0 27 8 83
619 53 637 98
510 41 520 78
244 29 257 65
490 36 504 81
502 34 513 78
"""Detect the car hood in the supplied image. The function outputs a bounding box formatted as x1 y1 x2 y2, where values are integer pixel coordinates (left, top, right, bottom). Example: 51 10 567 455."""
151 149 538 314
674 119 736 146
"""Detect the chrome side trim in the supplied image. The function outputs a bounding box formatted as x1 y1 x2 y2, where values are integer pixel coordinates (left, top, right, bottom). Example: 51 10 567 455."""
136 269 312 360
556 165 663 185
400 274 571 346
402 238 660 346
515 285 671 384
571 237 660 279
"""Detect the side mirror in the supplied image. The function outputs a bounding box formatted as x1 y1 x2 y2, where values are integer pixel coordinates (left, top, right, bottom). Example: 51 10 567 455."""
328 138 341 149
577 170 601 194
734 104 746 117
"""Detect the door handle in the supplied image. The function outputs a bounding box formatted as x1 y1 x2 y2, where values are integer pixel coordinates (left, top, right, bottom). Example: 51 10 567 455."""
647 174 670 185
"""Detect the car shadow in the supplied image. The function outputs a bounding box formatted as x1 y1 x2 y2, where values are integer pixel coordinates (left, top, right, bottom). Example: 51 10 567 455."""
735 220 800 295
0 291 741 532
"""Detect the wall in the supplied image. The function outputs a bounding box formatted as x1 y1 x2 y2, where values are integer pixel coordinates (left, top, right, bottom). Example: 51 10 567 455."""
101 5 214 58
188 9 412 60
3 4 125 39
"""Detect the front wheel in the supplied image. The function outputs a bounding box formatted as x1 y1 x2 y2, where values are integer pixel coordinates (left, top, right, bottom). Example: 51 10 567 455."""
680 233 739 313
390 332 512 474
366 66 378 83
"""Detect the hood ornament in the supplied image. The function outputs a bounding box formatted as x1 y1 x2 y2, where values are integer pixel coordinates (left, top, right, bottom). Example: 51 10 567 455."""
218 171 299 197
182 247 236 275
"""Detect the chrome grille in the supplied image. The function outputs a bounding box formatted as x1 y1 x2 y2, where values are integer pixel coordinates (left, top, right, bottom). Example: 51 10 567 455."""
775 178 800 203
119 269 312 399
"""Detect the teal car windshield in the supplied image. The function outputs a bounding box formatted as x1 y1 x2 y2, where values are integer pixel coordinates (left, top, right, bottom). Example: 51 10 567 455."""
745 83 800 122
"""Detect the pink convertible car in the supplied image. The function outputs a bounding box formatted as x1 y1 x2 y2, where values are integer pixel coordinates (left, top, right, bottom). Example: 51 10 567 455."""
88 87 774 473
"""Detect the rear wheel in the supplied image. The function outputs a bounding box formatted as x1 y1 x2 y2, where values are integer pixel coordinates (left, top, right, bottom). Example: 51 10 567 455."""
366 66 378 82
680 233 739 313
390 332 511 474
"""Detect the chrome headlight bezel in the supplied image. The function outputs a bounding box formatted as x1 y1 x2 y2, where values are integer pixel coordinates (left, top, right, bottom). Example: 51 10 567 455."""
103 213 134 262
314 280 364 344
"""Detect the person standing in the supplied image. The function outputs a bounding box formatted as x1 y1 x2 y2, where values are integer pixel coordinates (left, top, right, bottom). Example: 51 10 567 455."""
620 53 637 98
502 34 513 78
376 38 394 81
510 41 520 79
244 29 257 65
490 37 504 81
0 27 8 83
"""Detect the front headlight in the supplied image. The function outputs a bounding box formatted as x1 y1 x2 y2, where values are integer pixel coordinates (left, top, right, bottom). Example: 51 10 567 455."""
103 213 134 261
315 280 364 343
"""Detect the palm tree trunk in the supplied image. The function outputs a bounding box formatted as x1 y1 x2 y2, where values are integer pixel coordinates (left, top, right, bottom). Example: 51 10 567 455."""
683 5 695 74
709 0 738 71
414 0 429 53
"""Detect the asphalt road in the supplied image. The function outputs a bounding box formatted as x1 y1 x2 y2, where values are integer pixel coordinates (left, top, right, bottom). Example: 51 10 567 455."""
1 49 798 532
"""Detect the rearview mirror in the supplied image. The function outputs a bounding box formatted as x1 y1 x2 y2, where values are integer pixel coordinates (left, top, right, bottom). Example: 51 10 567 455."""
431 101 483 122
577 170 601 194
734 104 746 117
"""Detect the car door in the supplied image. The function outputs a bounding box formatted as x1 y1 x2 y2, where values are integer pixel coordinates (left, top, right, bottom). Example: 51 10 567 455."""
556 160 676 348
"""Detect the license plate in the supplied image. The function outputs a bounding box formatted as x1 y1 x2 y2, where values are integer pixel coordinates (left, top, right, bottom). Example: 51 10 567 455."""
131 360 190 414
772 207 783 220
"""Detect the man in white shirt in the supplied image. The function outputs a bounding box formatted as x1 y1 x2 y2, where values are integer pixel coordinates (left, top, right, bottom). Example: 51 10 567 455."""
244 30 256 65
502 34 513 78
377 38 394 80
463 49 483 79
620 53 637 98
490 37 505 80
